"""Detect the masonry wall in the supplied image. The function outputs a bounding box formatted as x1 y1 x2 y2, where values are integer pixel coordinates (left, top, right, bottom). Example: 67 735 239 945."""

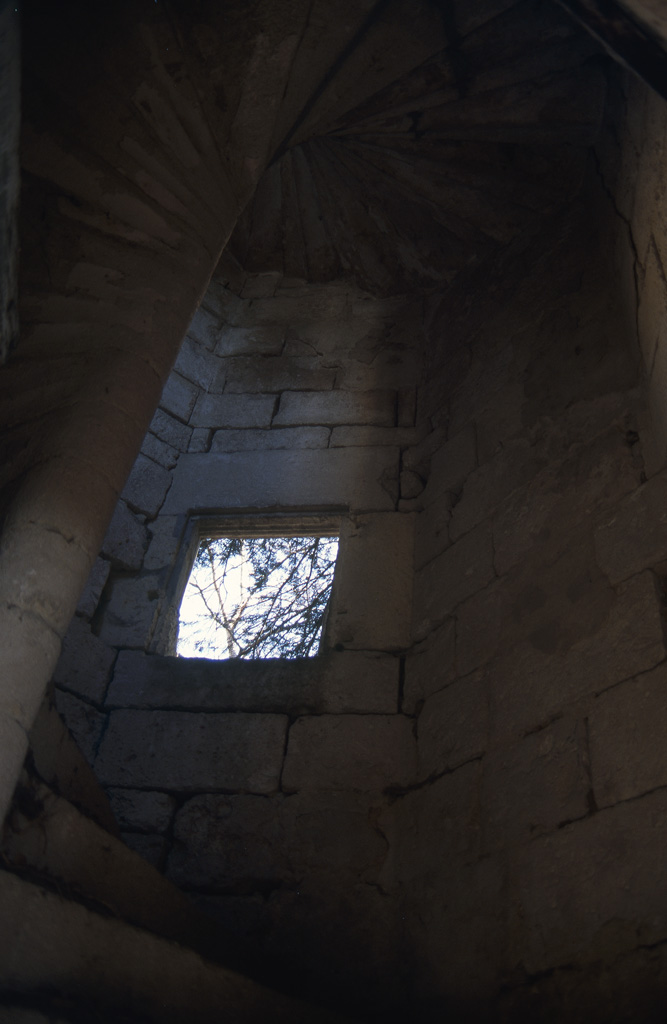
392 158 667 1020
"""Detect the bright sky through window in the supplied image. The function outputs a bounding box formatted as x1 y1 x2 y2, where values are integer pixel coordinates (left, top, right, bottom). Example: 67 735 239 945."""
177 534 339 660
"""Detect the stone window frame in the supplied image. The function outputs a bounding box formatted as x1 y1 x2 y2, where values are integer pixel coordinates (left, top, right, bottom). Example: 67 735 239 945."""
156 509 345 658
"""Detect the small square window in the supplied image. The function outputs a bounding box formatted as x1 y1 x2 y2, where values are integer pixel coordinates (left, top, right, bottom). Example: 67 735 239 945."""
177 519 340 660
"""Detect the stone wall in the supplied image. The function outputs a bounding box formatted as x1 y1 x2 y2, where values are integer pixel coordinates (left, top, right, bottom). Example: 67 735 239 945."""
391 165 667 1019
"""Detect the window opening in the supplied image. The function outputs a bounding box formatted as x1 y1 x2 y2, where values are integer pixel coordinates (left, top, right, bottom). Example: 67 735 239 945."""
177 522 339 660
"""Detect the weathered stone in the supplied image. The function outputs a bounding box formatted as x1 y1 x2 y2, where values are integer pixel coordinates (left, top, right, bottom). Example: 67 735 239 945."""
188 428 210 453
121 454 172 518
417 670 487 778
174 336 224 391
215 325 284 357
210 426 329 452
282 714 415 792
159 372 198 423
326 513 414 651
95 710 288 793
273 390 395 427
141 432 180 470
97 575 162 649
54 690 106 765
482 718 588 849
167 794 287 889
76 557 110 619
163 448 399 514
590 663 667 807
490 571 667 741
148 408 192 452
493 429 641 576
400 468 424 499
143 516 183 573
222 356 336 394
240 272 281 298
329 426 420 447
402 618 456 714
108 789 176 833
517 789 667 974
413 489 451 570
190 393 275 429
107 649 399 715
101 501 148 572
397 388 416 427
424 425 477 498
413 522 496 637
121 833 167 868
52 616 115 704
594 470 667 583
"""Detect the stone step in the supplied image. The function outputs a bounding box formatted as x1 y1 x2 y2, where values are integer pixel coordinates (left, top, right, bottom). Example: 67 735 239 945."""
0 871 356 1024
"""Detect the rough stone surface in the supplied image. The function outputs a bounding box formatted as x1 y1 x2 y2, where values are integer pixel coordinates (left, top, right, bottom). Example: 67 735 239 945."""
53 691 106 765
417 670 487 778
95 710 288 793
76 557 111 620
282 714 415 792
97 575 162 649
273 390 395 427
590 663 667 807
159 372 199 422
121 455 172 518
210 426 329 452
214 325 285 357
481 718 589 849
141 432 180 470
188 428 211 453
190 393 275 429
107 649 399 715
101 500 148 572
143 517 183 573
594 470 667 583
413 522 496 636
52 616 115 705
163 448 399 514
148 409 192 452
108 789 176 834
402 619 456 714
490 571 667 740
326 514 414 651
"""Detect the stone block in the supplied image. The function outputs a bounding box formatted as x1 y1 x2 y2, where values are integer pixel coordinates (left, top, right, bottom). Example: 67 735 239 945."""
166 794 287 889
282 714 415 792
494 429 640 576
159 372 198 423
329 426 420 447
517 789 667 974
240 272 281 298
108 789 176 833
97 575 162 649
402 618 456 714
594 471 667 583
590 663 667 807
141 432 179 470
162 448 399 514
210 426 329 452
148 408 192 452
95 710 288 793
325 513 414 651
143 516 183 573
54 690 106 765
400 468 424 499
120 833 166 868
490 571 667 742
188 428 210 453
174 336 224 391
273 390 395 427
482 718 588 850
397 388 416 427
413 522 495 637
189 393 275 429
106 649 399 715
222 356 336 394
214 325 284 357
413 489 451 570
417 670 487 778
186 304 222 350
76 557 110 619
121 454 172 518
449 438 540 543
424 425 477 497
52 616 115 704
101 500 148 572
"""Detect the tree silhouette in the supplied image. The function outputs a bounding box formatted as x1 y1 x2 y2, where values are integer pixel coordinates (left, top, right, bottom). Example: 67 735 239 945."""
177 535 338 659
